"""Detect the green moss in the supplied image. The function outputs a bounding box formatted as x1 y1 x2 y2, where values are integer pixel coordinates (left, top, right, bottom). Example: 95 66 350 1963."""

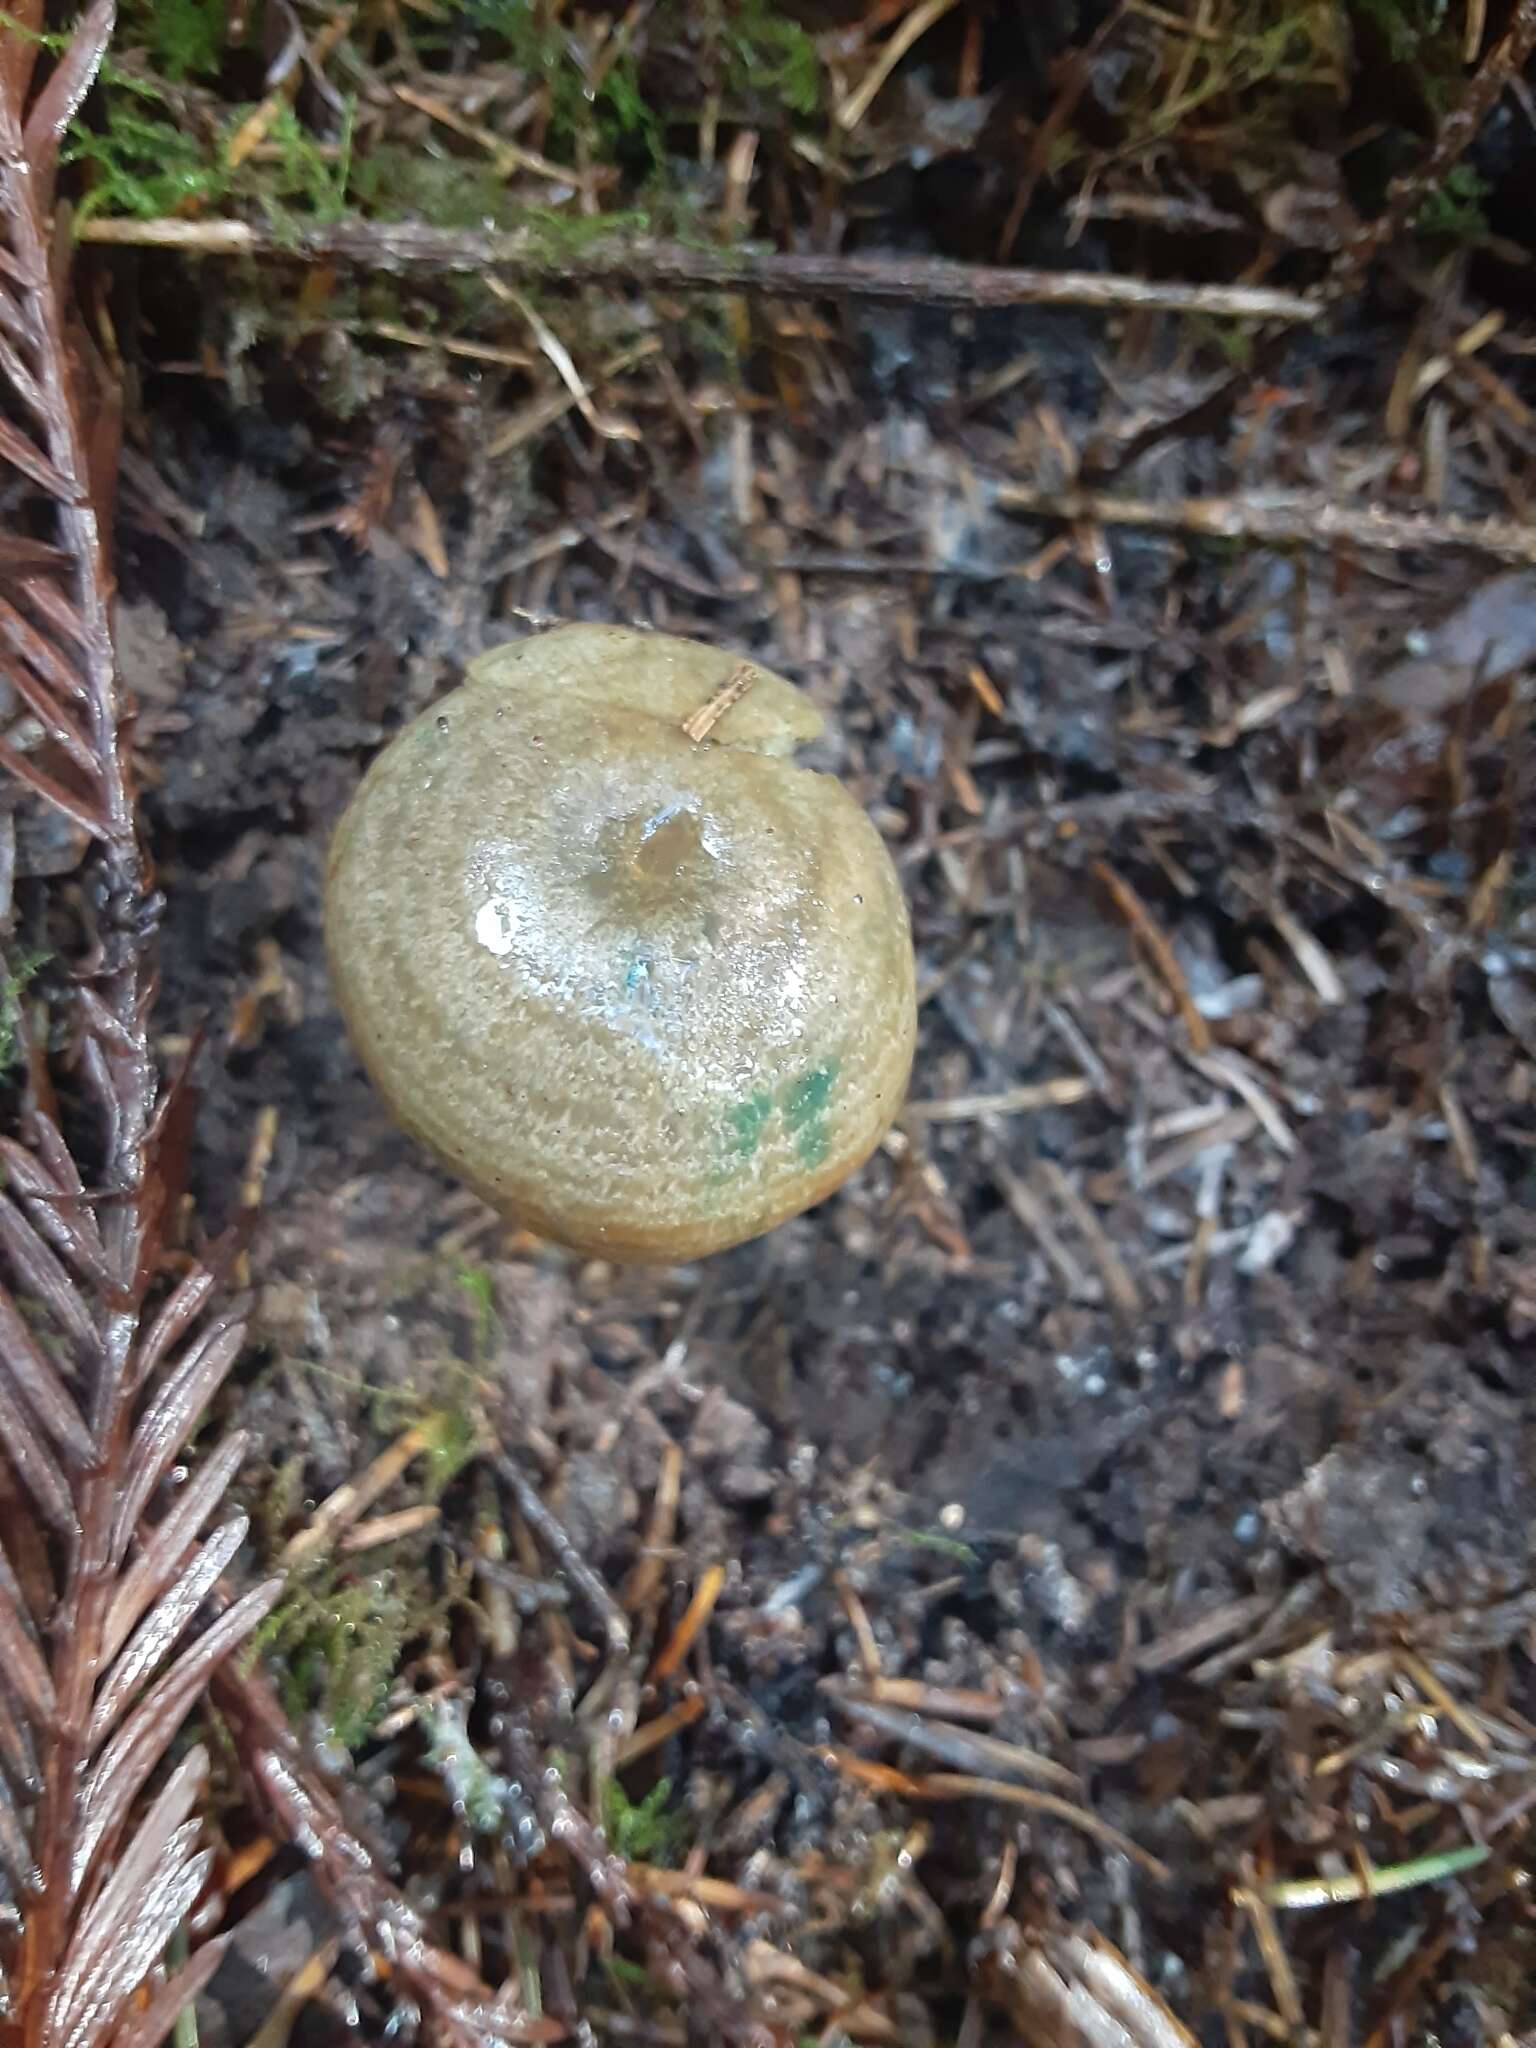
310 133 691 271
600 1775 687 1863
251 1567 409 1750
64 0 713 275
121 0 228 82
261 101 355 231
1346 0 1464 114
1346 0 1450 63
1046 0 1350 189
0 949 46 1078
1417 161 1490 242
244 1387 476 1749
1186 313 1256 368
66 83 353 230
65 89 231 222
709 0 822 119
461 0 662 172
598 50 665 170
455 0 820 146
350 143 521 231
521 201 653 257
1141 1 1348 138
421 1401 481 1497
459 0 586 143
456 1263 500 1360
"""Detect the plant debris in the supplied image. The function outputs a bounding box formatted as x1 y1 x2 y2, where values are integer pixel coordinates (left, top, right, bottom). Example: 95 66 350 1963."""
5 1 1536 2044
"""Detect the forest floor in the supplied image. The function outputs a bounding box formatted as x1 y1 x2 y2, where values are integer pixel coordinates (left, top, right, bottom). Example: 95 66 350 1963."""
63 1 1536 2041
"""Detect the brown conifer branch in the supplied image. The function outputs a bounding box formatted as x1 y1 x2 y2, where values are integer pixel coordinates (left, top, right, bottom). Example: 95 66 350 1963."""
0 11 276 2046
0 14 544 2041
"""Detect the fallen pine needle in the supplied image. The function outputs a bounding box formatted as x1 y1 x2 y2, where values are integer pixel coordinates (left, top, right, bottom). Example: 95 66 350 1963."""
821 1750 1171 1883
825 1690 1081 1791
1092 859 1211 1053
682 662 757 743
626 1863 784 1914
222 1835 279 1894
999 1931 1200 2048
613 1692 706 1769
650 1563 726 1682
621 1439 682 1615
1400 1651 1492 1752
1251 1843 1490 1911
1233 1882 1304 2029
838 0 962 130
861 1676 1006 1721
905 1076 1093 1122
743 1943 900 2040
241 1939 342 2048
339 1503 441 1552
282 1423 432 1568
487 276 638 442
835 1568 883 1681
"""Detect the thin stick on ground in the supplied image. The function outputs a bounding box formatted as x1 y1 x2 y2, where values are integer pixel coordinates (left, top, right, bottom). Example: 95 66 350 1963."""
997 483 1536 570
281 1421 434 1568
75 217 1323 323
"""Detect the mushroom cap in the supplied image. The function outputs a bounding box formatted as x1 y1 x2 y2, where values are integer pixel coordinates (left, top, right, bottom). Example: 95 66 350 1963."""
325 624 916 1261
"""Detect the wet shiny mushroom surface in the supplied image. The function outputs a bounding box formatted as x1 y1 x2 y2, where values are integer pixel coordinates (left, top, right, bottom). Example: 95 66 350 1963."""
326 623 916 1260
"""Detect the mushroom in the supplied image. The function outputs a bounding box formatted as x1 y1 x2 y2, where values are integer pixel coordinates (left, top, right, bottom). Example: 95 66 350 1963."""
325 624 916 1261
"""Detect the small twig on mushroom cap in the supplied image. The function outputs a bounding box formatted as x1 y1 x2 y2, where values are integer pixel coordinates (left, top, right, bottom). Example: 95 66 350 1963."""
682 660 758 743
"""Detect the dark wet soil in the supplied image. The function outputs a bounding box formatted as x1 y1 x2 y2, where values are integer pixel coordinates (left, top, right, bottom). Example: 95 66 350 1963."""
111 224 1536 2039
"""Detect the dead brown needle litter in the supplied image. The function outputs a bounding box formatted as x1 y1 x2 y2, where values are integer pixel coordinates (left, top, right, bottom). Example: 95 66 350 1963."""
650 1563 726 1684
613 1694 707 1770
326 624 917 1261
282 1422 434 1569
1092 859 1211 1053
681 659 758 743
823 1751 1170 1884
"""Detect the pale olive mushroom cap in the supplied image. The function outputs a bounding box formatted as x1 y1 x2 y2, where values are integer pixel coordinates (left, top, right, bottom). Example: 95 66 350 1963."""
325 624 916 1260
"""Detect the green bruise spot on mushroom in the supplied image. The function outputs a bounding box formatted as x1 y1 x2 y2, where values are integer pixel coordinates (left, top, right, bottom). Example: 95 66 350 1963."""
783 1062 838 1169
727 1090 775 1160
